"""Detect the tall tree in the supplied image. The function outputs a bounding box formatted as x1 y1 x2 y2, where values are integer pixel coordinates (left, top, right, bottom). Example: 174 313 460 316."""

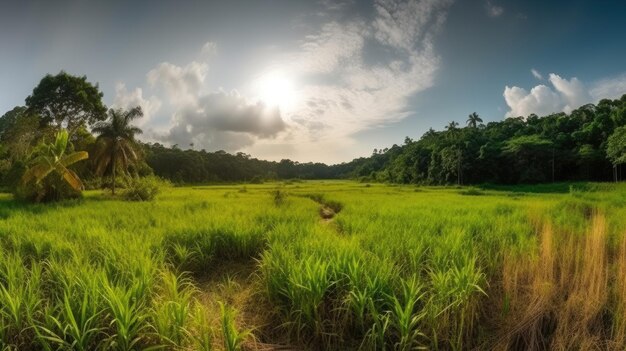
25 71 107 135
607 126 626 181
92 107 143 194
466 112 483 128
446 121 459 131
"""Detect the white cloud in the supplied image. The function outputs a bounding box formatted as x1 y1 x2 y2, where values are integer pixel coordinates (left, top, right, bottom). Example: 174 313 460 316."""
143 54 287 151
277 0 451 153
504 84 562 117
115 0 454 162
531 68 543 80
292 21 368 74
590 73 626 101
485 1 504 17
503 72 625 117
147 61 208 105
111 83 162 126
548 74 590 113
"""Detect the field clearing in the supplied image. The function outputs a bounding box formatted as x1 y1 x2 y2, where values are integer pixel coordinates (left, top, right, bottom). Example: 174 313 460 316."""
1 181 626 350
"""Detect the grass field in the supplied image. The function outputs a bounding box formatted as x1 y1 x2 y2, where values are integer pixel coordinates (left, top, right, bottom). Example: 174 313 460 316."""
0 181 625 350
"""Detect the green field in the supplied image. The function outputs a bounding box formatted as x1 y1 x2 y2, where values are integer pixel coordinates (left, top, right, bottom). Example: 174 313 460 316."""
1 181 625 350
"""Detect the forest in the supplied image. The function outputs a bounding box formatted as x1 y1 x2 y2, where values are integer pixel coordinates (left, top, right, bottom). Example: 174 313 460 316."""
2 72 625 192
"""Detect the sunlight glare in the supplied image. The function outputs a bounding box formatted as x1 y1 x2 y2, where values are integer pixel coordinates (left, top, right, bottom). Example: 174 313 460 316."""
254 70 297 110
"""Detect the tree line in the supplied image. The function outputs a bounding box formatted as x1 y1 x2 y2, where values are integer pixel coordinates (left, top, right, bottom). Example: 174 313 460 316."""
344 96 626 184
1 71 625 195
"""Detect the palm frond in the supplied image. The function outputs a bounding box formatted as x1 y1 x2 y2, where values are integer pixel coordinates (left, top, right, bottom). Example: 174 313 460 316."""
124 106 143 122
54 130 69 156
56 165 84 191
120 140 138 161
60 151 89 167
22 163 54 185
128 126 143 136
94 153 112 176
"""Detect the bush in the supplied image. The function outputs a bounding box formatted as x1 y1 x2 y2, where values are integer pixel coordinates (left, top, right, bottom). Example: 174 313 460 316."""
14 174 81 203
271 189 286 206
122 176 170 201
249 175 264 184
459 188 485 196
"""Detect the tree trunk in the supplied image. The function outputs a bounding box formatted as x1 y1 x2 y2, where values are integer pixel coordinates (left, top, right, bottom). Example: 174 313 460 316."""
457 149 462 185
552 149 554 183
112 153 116 195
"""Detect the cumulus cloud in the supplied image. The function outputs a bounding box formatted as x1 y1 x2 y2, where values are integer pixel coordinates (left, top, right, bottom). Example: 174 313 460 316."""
485 1 504 17
162 90 286 149
504 84 562 117
531 68 543 80
143 55 288 150
503 72 626 117
111 83 162 126
548 74 590 112
147 61 208 105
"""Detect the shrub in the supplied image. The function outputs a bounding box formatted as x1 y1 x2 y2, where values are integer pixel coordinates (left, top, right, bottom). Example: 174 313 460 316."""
271 189 286 206
14 174 82 203
459 188 484 196
249 175 264 184
122 176 170 201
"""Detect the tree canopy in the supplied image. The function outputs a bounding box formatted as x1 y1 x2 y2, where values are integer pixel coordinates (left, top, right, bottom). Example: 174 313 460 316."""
607 126 626 165
25 71 107 134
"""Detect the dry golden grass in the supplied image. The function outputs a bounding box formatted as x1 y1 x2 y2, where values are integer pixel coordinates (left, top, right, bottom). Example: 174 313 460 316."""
497 223 556 350
611 231 626 349
552 214 608 350
497 214 616 350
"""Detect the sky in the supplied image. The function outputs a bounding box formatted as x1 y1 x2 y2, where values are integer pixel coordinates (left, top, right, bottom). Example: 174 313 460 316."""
1 0 625 163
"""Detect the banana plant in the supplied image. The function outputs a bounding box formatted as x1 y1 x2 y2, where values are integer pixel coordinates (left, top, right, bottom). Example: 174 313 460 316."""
21 129 88 193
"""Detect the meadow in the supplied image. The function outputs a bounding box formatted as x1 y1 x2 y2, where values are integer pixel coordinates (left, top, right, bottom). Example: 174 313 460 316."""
0 181 625 350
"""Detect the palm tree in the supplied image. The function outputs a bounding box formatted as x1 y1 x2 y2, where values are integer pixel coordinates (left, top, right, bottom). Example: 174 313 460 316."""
446 121 459 131
92 107 143 195
424 128 437 138
466 112 483 128
21 130 88 201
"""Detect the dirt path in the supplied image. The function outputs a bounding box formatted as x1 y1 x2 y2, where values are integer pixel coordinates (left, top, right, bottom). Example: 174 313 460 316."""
195 260 303 350
193 194 344 350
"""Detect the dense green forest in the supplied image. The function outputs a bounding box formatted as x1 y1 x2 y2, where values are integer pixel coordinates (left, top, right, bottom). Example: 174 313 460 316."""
1 72 625 189
343 97 626 184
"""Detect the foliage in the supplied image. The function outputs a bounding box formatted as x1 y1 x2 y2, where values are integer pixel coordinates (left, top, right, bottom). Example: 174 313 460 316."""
16 130 88 202
219 302 250 351
122 176 170 201
607 126 626 165
344 95 626 184
25 71 107 134
92 107 143 194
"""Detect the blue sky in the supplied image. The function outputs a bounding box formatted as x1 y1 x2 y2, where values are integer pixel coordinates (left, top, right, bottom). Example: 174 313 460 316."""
1 0 625 163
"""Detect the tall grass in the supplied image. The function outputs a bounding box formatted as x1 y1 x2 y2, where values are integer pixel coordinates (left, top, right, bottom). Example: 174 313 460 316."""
0 182 624 349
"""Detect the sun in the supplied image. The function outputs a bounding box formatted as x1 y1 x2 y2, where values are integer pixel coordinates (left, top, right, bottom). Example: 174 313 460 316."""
254 70 297 110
